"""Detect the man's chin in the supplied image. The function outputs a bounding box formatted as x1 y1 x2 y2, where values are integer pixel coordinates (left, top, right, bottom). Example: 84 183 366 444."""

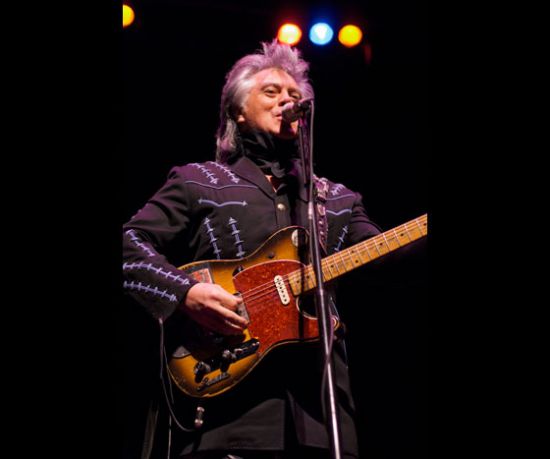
276 127 299 139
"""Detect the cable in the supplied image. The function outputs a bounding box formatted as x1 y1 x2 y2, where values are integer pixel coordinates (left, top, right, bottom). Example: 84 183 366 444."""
157 318 202 434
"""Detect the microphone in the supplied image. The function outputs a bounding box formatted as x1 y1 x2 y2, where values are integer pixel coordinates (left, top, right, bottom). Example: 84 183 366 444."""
281 99 312 122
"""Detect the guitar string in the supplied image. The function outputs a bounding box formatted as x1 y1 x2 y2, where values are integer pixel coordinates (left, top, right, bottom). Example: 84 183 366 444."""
242 290 338 337
239 215 427 301
241 223 427 304
240 218 427 303
242 291 334 335
243 292 327 336
217 214 428 304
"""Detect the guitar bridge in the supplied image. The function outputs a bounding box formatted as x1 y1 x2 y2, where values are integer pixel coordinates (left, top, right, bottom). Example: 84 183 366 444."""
193 338 260 383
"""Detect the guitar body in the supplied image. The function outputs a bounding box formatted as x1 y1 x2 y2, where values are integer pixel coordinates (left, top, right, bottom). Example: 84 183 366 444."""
166 213 428 398
168 226 335 398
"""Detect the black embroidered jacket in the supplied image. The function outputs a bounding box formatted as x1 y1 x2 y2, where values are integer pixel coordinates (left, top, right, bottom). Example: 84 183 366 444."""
123 155 380 319
122 155 381 456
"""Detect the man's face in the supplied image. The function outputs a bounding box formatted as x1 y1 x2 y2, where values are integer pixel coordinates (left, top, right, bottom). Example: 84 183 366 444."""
237 68 302 139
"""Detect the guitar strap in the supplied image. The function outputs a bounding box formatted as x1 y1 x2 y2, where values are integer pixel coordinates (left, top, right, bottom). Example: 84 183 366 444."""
313 177 348 345
313 175 329 253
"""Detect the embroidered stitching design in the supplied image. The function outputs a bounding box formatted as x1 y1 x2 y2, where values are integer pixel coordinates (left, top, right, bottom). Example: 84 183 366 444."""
198 198 248 207
123 281 178 302
330 184 346 196
123 262 190 285
203 217 222 259
227 217 246 258
209 162 241 184
327 209 352 216
327 193 355 201
334 225 349 252
189 163 220 184
184 181 257 190
125 229 156 257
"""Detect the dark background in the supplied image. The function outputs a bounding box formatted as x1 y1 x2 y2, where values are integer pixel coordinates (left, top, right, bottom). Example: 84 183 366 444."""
122 1 431 458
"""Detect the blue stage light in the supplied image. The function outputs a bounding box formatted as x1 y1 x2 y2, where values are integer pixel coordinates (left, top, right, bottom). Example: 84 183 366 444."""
309 23 334 45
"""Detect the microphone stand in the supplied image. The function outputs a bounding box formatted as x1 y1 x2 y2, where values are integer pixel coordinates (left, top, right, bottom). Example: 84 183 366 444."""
297 101 343 459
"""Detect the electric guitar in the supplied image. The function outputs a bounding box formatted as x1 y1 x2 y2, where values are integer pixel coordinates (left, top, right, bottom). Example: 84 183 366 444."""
168 214 427 398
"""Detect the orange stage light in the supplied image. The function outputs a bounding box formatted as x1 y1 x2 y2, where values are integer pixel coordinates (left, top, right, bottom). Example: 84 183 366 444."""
338 25 363 47
277 23 302 46
123 4 135 28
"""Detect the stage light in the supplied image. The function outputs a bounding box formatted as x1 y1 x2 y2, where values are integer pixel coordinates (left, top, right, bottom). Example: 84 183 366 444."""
123 4 135 28
277 23 302 46
338 25 363 47
309 23 334 45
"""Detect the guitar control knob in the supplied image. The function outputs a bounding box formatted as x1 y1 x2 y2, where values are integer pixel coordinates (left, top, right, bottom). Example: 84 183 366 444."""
232 265 245 276
193 361 211 376
221 349 237 363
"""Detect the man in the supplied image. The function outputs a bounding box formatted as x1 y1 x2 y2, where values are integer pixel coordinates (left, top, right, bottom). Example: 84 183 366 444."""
123 40 382 459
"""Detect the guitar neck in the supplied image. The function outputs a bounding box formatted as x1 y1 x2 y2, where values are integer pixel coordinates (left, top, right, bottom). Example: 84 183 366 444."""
287 214 428 295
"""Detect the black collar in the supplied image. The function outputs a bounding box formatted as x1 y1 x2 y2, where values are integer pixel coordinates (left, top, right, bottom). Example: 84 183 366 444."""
229 155 308 203
238 129 299 178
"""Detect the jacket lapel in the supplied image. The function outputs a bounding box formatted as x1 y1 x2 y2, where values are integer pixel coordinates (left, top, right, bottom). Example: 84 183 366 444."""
229 156 276 199
228 156 310 227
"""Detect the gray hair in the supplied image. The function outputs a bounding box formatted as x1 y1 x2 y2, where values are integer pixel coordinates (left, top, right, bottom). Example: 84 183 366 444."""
215 39 314 163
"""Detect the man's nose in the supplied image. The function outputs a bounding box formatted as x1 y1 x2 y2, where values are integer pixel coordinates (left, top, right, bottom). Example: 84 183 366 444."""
278 90 294 106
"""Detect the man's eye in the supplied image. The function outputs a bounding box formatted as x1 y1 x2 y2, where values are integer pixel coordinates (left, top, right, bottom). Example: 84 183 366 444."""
291 94 301 100
264 89 277 95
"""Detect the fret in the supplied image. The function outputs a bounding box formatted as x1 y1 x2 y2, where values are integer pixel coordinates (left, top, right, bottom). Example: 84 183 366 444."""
403 221 420 240
289 214 427 294
338 250 348 271
392 228 403 247
381 232 400 251
365 240 381 260
336 251 347 273
349 247 362 267
355 246 367 264
305 268 315 290
381 232 390 251
358 244 372 261
342 249 355 271
391 231 403 250
401 223 413 242
415 217 427 236
335 256 343 275
288 274 302 295
324 259 336 280
413 218 425 238
346 249 356 270
295 270 306 293
372 237 384 256
378 236 391 255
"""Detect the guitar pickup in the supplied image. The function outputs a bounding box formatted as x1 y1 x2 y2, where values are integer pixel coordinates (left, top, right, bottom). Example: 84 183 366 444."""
232 339 259 358
274 275 290 305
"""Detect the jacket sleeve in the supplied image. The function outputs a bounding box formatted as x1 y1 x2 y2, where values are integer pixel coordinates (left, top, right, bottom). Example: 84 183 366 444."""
122 166 198 321
345 191 427 287
345 192 382 245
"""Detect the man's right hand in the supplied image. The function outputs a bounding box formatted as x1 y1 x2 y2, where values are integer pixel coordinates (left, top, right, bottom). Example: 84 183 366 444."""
181 283 248 335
